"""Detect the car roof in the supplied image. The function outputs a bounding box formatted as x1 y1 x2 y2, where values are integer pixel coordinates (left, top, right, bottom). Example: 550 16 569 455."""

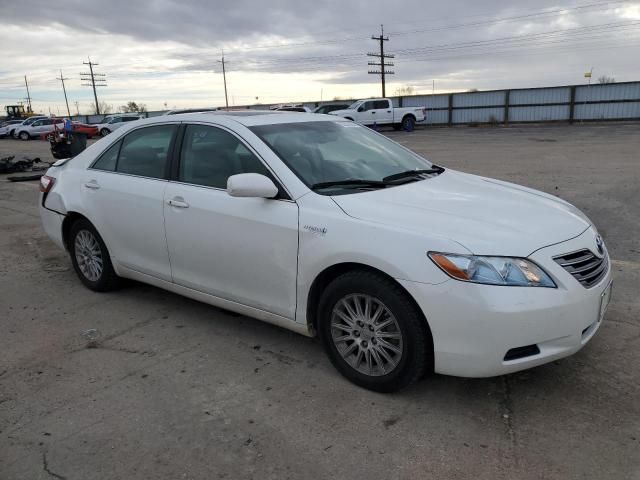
134 111 346 127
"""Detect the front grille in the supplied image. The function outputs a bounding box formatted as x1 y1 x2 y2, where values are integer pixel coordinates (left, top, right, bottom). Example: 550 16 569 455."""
553 249 608 288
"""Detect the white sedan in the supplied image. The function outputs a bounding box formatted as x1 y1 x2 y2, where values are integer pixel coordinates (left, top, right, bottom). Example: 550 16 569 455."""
0 119 26 137
94 114 144 136
39 112 612 392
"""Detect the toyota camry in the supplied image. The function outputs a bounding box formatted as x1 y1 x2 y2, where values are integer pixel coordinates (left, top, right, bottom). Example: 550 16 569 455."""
39 112 612 392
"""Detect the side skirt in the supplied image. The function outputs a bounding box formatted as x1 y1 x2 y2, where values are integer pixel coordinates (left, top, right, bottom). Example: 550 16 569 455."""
117 264 313 337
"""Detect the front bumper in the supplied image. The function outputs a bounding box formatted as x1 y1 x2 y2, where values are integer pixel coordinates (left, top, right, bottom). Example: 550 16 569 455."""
400 228 612 377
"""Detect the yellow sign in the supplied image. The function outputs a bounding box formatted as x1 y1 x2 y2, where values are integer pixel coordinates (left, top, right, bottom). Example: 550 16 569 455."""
584 72 592 78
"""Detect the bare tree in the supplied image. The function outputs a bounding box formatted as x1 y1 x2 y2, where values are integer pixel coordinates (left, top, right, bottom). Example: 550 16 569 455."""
92 101 112 115
394 85 415 96
597 75 615 84
120 101 147 113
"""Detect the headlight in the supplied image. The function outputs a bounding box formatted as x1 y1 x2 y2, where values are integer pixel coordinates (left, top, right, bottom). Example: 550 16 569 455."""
428 252 556 287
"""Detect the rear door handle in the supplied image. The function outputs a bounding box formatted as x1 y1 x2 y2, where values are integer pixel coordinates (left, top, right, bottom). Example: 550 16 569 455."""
84 180 100 189
167 197 189 208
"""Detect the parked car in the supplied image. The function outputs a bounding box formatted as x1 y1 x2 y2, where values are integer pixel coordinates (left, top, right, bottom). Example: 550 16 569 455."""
0 119 25 138
70 122 100 138
330 98 426 130
15 117 65 140
39 112 611 392
39 121 100 141
11 116 48 138
275 105 313 112
164 108 218 115
313 104 352 115
94 114 144 136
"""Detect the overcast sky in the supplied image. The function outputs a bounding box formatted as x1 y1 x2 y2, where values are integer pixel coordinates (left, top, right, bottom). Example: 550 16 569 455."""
0 0 639 114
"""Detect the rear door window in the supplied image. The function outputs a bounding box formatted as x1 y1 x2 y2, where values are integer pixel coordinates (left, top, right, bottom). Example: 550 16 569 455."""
116 125 176 179
92 140 121 172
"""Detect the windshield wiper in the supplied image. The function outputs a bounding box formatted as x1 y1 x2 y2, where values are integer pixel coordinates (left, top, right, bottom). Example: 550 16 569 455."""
382 165 445 182
310 179 390 190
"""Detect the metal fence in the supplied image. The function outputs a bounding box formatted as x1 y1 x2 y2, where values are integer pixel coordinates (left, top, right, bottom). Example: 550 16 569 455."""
392 81 640 125
70 81 640 126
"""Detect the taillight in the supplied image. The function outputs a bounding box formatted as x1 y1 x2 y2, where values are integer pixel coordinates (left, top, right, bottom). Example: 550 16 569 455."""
40 175 56 193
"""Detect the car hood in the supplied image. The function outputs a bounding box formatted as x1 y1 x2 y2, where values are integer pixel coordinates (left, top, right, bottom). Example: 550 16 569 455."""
331 170 591 257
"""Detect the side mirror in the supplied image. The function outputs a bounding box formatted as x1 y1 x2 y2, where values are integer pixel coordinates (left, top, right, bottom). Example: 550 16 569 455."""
227 173 278 199
357 106 364 112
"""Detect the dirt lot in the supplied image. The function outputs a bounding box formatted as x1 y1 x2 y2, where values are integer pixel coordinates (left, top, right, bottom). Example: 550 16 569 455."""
1 124 639 480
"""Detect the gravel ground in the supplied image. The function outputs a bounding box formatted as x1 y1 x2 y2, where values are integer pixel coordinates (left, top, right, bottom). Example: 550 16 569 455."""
1 123 639 480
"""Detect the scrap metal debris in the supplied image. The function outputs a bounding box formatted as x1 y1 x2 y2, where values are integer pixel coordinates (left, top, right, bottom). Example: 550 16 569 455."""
0 155 51 175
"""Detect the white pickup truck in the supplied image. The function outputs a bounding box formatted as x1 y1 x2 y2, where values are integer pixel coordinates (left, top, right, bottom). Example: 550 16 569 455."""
329 98 426 130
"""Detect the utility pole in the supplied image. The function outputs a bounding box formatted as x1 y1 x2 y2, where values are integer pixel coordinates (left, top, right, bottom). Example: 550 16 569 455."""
24 76 33 113
367 24 394 97
217 51 229 110
80 57 107 115
56 69 72 117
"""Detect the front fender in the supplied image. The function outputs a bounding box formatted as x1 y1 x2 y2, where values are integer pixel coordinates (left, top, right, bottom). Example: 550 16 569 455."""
294 193 467 326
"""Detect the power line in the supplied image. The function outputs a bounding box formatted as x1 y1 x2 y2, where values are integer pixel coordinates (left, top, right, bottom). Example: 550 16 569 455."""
56 69 71 117
387 0 630 36
367 25 394 97
80 57 107 115
392 20 640 57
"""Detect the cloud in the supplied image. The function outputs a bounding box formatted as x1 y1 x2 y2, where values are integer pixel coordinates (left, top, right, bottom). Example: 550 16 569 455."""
1 0 638 112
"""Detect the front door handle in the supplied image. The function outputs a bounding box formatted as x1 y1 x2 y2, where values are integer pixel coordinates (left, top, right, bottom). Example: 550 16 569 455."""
84 180 100 189
167 197 189 208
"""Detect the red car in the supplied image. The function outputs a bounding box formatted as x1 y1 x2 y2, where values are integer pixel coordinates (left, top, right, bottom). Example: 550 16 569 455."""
39 120 99 140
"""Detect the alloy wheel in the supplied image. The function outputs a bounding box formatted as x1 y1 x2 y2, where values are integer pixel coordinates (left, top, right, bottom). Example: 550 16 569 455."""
74 229 103 282
330 294 403 376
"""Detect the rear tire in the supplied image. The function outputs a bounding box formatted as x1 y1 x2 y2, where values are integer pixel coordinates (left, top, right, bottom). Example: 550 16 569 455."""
401 115 416 131
69 219 120 292
318 270 432 392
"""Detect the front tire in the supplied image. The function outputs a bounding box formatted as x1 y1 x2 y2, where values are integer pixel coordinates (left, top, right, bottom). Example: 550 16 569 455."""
100 128 110 137
69 219 120 292
19 131 30 140
318 270 432 392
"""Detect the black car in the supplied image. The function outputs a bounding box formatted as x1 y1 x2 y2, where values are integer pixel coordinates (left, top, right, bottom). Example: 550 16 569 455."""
313 104 352 114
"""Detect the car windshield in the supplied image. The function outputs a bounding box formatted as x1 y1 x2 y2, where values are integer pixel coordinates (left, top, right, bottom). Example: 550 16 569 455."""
348 101 362 110
250 121 434 193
